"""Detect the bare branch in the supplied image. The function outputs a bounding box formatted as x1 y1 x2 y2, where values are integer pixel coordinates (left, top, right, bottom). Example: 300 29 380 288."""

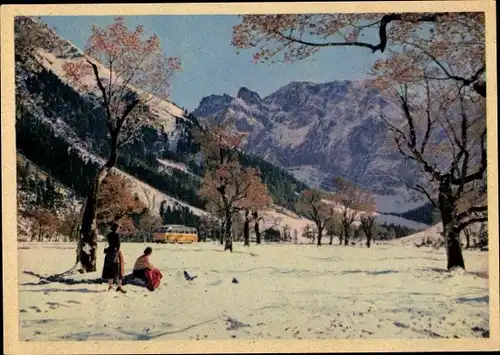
456 217 488 235
274 13 440 54
456 205 488 222
396 175 438 208
453 128 486 185
87 60 114 133
423 50 486 98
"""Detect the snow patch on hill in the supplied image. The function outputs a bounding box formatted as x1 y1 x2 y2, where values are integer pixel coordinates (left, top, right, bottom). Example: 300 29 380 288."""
114 169 207 218
157 159 195 177
36 49 182 133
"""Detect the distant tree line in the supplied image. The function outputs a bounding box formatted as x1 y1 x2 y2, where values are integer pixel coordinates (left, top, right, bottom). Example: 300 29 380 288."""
384 202 439 225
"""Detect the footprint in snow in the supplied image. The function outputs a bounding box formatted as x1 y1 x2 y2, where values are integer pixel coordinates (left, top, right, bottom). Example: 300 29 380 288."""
29 306 42 313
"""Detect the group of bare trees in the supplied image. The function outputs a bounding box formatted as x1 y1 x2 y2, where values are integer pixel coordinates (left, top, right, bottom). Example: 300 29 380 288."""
232 12 488 270
295 178 376 247
195 123 273 252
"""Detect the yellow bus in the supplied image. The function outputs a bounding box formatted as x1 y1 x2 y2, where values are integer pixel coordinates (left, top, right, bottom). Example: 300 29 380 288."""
152 225 198 244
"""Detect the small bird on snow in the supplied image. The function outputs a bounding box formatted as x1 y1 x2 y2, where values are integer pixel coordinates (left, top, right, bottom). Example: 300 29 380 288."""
184 270 197 281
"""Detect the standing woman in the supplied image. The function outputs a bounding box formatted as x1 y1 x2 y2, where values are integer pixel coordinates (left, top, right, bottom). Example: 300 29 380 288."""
102 222 127 293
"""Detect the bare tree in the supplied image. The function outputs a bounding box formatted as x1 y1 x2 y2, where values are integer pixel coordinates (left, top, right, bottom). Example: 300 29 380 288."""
380 79 486 270
325 212 342 245
332 177 376 246
360 214 377 248
61 17 180 271
296 189 332 246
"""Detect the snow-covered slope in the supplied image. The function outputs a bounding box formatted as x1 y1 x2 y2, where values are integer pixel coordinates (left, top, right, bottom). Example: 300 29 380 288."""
392 222 487 247
390 224 445 247
157 159 195 177
36 49 183 134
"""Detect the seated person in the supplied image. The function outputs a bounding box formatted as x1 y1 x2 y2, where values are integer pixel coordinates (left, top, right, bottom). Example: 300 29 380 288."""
133 247 154 282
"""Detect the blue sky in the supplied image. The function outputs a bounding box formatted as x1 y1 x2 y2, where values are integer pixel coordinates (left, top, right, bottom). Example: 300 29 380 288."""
41 15 382 112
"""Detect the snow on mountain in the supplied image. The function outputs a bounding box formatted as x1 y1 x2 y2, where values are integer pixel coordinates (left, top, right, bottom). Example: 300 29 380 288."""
192 81 429 214
18 19 429 231
36 49 182 134
373 194 431 214
113 169 207 218
157 159 195 177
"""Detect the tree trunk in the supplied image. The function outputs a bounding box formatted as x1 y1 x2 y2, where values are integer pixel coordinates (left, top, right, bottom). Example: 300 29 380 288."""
329 232 333 245
243 210 250 247
366 233 371 248
343 224 349 246
254 212 261 244
441 212 466 270
443 223 465 270
224 208 233 252
78 165 111 272
220 221 225 245
38 222 42 242
317 226 323 246
439 177 465 270
339 229 343 245
465 233 470 249
77 132 118 272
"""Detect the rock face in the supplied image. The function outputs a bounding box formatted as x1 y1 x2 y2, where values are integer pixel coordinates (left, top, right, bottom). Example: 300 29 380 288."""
192 80 427 210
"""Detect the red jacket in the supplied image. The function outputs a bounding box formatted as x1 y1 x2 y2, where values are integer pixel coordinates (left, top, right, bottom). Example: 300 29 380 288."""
145 268 163 291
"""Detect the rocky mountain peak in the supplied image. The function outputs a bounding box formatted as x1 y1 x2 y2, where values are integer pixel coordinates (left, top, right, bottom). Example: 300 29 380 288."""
237 87 261 105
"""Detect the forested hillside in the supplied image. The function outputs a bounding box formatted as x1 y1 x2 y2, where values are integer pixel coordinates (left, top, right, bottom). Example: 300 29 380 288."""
15 34 310 228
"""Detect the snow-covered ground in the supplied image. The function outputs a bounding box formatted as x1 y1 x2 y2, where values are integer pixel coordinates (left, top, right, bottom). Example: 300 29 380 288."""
17 241 489 341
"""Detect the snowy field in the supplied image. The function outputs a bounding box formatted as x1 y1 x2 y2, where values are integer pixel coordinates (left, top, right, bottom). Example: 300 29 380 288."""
17 242 489 341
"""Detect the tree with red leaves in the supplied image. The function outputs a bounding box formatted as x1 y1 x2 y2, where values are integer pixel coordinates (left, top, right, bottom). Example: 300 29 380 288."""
240 173 272 247
96 171 145 227
196 122 270 251
62 17 181 271
26 208 61 242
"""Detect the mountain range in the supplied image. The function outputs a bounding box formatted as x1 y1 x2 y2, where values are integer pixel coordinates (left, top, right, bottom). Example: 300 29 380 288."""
13 17 432 236
191 82 428 213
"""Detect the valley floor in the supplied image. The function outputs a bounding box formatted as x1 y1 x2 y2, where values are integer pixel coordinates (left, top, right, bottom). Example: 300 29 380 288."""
17 242 489 341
